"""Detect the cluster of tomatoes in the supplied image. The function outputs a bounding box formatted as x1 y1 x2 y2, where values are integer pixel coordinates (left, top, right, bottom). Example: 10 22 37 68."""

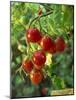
22 28 66 85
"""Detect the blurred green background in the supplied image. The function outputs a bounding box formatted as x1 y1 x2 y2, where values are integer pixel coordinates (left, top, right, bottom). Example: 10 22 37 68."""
10 2 74 98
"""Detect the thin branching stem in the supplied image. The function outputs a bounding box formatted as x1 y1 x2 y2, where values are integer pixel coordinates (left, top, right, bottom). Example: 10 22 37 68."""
29 11 53 28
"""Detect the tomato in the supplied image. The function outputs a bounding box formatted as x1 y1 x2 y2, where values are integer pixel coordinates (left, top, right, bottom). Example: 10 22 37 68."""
22 59 33 73
41 87 48 96
26 28 42 43
49 41 56 54
32 50 46 68
55 36 66 52
30 70 43 85
40 36 55 52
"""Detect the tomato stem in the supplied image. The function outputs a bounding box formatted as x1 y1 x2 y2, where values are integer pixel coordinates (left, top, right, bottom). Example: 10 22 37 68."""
29 11 53 28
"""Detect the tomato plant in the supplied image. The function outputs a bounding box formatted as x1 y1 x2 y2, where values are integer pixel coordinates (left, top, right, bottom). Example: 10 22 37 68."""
11 2 74 98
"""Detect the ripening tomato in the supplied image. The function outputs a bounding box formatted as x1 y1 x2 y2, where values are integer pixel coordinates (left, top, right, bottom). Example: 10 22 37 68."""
22 59 33 73
32 50 46 68
26 28 42 43
40 36 55 52
55 36 66 52
41 87 48 96
30 70 43 85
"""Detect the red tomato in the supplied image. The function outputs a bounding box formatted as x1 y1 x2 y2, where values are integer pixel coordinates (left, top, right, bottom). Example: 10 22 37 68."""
55 36 66 52
26 28 42 43
30 70 43 85
22 59 33 73
49 41 56 54
40 36 55 52
32 50 46 69
41 87 48 96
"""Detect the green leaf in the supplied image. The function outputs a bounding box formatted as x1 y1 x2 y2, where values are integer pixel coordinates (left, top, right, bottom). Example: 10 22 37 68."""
52 76 65 89
18 44 26 52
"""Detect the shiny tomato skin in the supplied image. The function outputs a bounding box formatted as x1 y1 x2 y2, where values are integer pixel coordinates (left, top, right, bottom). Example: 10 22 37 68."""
26 28 42 43
32 50 46 68
22 59 33 73
55 36 66 52
40 36 54 52
30 70 43 85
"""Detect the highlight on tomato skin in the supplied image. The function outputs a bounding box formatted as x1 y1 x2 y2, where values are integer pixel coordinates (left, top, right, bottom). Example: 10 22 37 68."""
26 28 42 43
55 36 66 52
30 70 43 85
22 59 33 73
32 50 46 67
